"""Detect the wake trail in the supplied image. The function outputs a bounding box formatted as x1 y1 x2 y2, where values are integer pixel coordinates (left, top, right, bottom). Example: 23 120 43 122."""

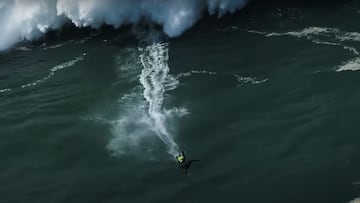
139 42 179 157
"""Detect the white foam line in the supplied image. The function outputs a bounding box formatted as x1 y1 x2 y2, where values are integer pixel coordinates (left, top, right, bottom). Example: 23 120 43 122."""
43 40 75 50
233 74 268 85
312 40 340 46
266 27 339 38
336 57 360 72
242 27 359 56
344 46 360 55
337 31 360 42
15 46 31 51
21 56 84 89
176 70 218 79
0 88 11 93
311 40 359 55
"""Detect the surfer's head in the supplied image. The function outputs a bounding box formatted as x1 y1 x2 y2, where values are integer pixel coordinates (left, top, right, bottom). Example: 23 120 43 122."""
176 155 185 163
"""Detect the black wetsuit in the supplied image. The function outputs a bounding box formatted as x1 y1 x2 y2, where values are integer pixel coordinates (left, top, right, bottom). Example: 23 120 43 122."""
177 151 199 175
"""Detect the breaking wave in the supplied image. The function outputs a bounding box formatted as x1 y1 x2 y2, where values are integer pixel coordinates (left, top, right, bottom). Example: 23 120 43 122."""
0 0 249 51
139 42 180 156
336 58 360 72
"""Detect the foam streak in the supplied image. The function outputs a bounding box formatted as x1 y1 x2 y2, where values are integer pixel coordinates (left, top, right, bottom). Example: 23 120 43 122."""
139 42 179 157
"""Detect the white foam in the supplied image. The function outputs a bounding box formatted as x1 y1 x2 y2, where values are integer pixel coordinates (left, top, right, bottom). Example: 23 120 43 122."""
15 46 31 51
337 31 360 42
107 43 183 157
0 55 83 94
243 26 360 43
266 27 338 38
336 58 360 72
108 43 185 157
349 198 360 203
233 74 268 85
0 88 11 93
21 56 84 88
166 107 190 118
139 42 179 157
242 27 360 72
177 69 268 86
176 69 218 79
242 27 359 56
107 88 153 156
312 40 340 46
43 40 74 50
115 48 142 82
343 46 360 55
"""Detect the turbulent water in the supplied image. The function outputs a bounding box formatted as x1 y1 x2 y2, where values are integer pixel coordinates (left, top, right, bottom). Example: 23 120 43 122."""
1 1 360 203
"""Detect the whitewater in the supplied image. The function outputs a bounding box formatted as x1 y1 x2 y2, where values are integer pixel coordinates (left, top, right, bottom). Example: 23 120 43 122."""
139 42 180 157
0 0 249 51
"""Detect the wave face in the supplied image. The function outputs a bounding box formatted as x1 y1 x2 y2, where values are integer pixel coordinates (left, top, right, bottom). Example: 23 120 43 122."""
0 0 249 51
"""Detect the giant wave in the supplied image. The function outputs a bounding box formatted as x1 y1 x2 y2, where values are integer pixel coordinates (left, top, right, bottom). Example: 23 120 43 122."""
0 0 249 51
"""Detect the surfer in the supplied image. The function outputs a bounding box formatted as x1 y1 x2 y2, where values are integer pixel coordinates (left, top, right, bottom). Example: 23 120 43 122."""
176 151 199 175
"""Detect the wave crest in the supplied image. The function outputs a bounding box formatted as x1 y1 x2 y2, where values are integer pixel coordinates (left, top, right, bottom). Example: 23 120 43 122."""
0 0 249 51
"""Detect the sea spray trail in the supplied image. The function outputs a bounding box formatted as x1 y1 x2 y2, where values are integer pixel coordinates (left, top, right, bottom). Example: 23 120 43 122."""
139 42 180 157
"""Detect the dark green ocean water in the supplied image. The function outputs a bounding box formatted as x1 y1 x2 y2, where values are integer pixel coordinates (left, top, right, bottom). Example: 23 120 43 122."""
1 1 360 203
